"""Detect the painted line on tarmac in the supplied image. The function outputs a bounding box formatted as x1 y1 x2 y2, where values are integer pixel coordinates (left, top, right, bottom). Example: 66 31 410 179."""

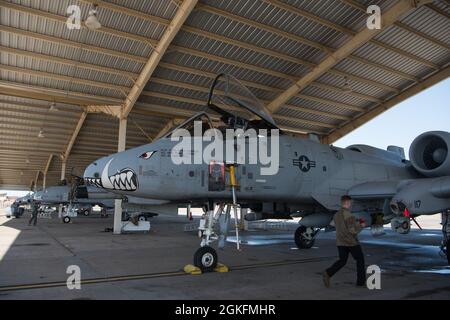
0 256 332 292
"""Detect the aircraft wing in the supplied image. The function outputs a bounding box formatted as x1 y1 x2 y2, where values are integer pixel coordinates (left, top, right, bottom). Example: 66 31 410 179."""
348 178 450 216
347 181 400 200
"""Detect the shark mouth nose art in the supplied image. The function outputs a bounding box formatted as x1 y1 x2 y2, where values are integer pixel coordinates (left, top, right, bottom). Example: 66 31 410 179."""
85 159 138 192
86 177 103 188
107 169 138 191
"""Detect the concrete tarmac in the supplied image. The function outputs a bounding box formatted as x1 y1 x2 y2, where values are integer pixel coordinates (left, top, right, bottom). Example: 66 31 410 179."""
0 212 448 300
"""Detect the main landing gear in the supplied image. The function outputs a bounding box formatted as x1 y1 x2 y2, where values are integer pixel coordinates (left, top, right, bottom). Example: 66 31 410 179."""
294 226 320 249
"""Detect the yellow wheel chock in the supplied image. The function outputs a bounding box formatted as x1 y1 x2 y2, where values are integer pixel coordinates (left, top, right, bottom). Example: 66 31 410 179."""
183 263 229 275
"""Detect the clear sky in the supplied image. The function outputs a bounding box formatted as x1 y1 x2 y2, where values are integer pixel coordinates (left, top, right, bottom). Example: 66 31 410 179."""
334 78 450 157
1 78 449 196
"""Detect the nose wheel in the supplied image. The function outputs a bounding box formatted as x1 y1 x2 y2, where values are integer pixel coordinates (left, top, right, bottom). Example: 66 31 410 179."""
194 246 218 272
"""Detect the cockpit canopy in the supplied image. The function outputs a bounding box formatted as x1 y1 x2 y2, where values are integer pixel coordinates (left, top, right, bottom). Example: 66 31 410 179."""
208 74 278 129
160 74 280 139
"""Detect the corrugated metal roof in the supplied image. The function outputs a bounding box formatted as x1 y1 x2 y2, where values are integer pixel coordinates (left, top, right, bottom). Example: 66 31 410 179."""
0 0 449 189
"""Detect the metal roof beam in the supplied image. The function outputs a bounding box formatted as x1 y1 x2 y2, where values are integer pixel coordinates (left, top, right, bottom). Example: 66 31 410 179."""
42 154 54 189
395 21 450 51
0 115 78 130
1 26 148 64
4 36 376 114
427 3 450 19
265 0 439 70
122 0 199 119
62 112 88 161
43 154 53 176
267 0 433 113
33 170 40 191
2 18 395 98
4 0 437 82
324 65 450 144
0 133 148 150
171 44 400 93
0 133 149 148
197 4 332 53
0 147 103 158
0 107 81 123
197 4 419 82
261 0 351 34
0 99 81 113
340 0 449 51
0 0 156 47
0 46 139 81
78 0 170 26
1 64 129 94
0 81 122 106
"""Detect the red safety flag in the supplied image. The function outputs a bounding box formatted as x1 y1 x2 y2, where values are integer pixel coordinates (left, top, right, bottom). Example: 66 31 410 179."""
403 207 410 218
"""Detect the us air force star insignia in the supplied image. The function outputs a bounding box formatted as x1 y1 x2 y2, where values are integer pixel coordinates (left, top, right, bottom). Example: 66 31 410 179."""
293 155 316 172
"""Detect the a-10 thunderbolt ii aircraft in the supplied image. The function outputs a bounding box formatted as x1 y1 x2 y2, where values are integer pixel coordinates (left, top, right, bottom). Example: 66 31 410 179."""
6 193 33 218
33 183 176 224
84 74 450 271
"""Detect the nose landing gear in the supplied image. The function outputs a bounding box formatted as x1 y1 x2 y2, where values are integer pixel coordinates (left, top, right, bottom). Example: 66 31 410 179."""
192 164 241 272
195 205 221 272
195 203 235 272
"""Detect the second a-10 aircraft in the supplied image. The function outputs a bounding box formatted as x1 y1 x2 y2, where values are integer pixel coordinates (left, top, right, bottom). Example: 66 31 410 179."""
84 74 450 271
32 182 178 224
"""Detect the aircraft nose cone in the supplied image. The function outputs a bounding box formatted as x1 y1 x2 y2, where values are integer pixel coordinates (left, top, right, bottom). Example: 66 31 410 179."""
84 154 139 192
84 158 106 188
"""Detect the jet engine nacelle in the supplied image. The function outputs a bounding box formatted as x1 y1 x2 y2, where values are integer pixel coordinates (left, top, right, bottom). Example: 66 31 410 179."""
410 131 450 177
390 177 450 216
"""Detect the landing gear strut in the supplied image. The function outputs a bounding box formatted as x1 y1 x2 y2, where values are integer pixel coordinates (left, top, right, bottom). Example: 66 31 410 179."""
294 226 319 249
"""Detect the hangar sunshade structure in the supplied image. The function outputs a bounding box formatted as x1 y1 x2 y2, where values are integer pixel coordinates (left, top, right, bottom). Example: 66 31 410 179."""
0 0 449 190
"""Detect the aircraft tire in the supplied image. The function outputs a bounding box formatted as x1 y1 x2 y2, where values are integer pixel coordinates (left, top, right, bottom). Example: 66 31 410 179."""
83 209 90 216
194 246 218 272
63 216 71 224
138 215 147 222
295 226 315 249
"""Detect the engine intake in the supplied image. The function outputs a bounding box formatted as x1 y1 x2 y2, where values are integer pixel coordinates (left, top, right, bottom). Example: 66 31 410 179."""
409 131 450 177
